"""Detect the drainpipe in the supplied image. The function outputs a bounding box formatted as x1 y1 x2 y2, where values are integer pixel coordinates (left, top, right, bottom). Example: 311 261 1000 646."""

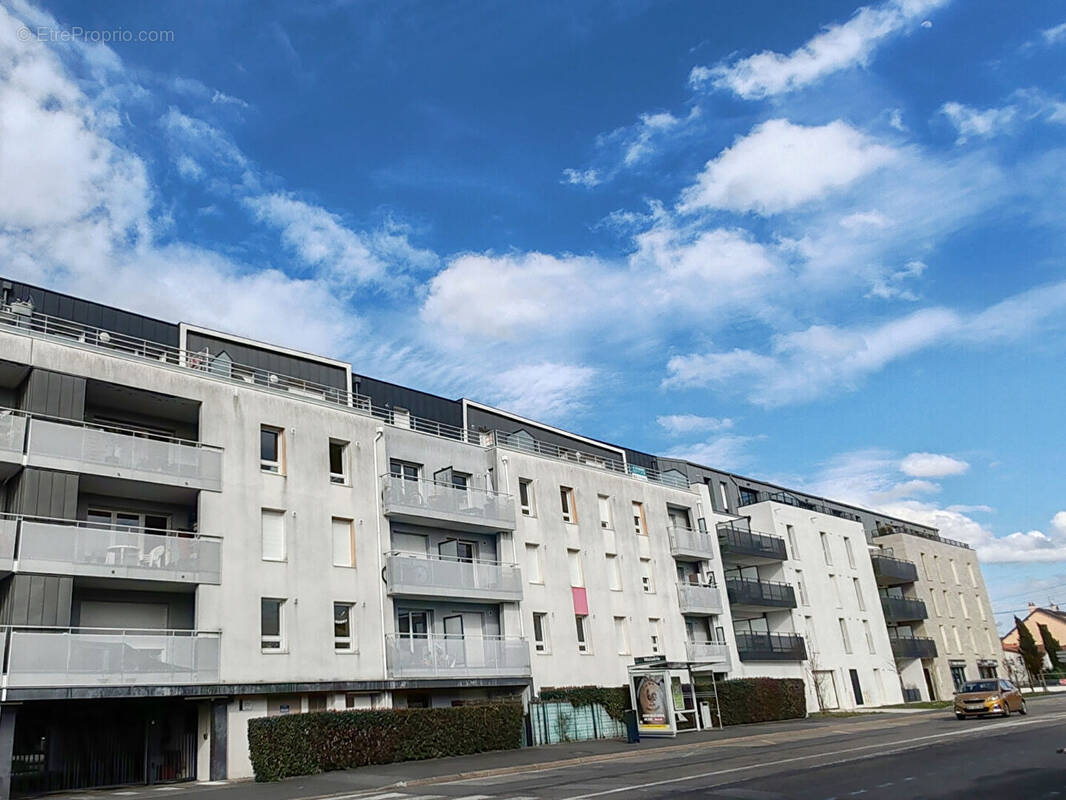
373 427 388 685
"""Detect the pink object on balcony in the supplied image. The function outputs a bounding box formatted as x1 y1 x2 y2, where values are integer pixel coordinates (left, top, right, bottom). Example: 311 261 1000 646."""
572 586 589 615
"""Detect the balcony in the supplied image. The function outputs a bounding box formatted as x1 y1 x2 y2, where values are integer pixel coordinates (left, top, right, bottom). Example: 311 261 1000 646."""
685 640 731 666
716 522 787 563
384 633 531 679
890 635 938 660
5 627 221 688
881 596 929 622
385 552 522 603
726 577 796 610
668 526 716 560
0 411 26 474
24 415 222 492
735 631 807 662
676 581 723 615
11 516 221 585
871 553 919 587
381 475 516 532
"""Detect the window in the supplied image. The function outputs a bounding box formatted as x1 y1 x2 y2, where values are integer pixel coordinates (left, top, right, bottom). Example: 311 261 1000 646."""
944 590 953 617
598 494 613 529
934 555 945 583
334 603 355 651
978 597 987 621
614 617 630 654
820 532 832 565
929 589 941 615
560 487 576 523
261 509 286 562
640 558 654 593
567 549 584 587
831 574 843 608
649 618 661 654
390 460 420 483
921 552 932 580
795 570 809 606
959 593 969 619
519 479 535 516
950 559 960 585
786 525 799 559
804 615 817 651
533 612 550 653
718 481 730 512
261 598 285 651
575 614 590 653
839 618 852 653
940 625 951 653
606 553 622 591
844 536 856 568
863 620 876 654
853 578 865 611
632 501 647 535
967 562 978 588
969 627 977 651
526 543 543 583
328 439 348 484
87 508 170 531
953 626 962 653
331 517 355 567
260 426 283 473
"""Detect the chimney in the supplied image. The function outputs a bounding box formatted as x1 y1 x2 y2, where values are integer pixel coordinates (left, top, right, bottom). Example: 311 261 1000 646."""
1028 602 1037 611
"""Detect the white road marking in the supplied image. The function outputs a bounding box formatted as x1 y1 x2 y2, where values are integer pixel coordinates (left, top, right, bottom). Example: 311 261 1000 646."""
559 711 1066 800
876 782 894 788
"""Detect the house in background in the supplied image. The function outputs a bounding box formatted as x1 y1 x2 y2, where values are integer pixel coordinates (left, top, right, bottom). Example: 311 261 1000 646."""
1001 603 1066 679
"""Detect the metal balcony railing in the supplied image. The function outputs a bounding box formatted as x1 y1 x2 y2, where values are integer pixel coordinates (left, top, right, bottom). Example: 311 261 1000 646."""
716 522 787 561
668 526 716 559
726 577 797 609
384 633 531 679
873 521 971 551
6 409 223 491
676 581 723 615
751 491 863 522
889 635 938 660
734 631 807 662
871 553 919 585
384 552 523 602
880 596 929 622
4 514 221 584
685 640 731 664
4 627 221 687
381 474 517 531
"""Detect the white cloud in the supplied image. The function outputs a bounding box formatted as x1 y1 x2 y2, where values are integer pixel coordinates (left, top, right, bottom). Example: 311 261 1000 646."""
663 434 762 468
678 119 897 215
696 0 948 99
1043 22 1066 45
866 259 925 300
561 168 601 187
488 362 599 421
940 101 1017 143
657 414 735 435
900 452 969 478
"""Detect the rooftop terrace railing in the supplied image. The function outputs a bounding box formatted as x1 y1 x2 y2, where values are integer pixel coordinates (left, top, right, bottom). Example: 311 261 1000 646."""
753 491 863 522
874 522 972 551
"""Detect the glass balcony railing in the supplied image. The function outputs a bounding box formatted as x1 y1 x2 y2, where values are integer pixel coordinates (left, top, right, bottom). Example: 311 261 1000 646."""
685 640 731 664
21 414 222 491
384 552 522 602
8 515 221 584
384 633 531 679
880 596 929 622
676 581 723 614
725 577 797 609
668 526 716 559
716 522 787 562
0 412 26 461
735 631 807 662
871 553 919 586
5 627 221 688
381 474 516 531
889 635 938 660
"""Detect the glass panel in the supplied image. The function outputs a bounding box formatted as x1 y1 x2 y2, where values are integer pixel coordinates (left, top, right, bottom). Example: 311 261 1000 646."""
261 599 281 636
260 429 278 462
334 604 350 638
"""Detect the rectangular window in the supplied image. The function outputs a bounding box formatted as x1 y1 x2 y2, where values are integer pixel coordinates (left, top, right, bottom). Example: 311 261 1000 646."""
940 625 951 653
786 525 799 559
632 501 647 535
795 569 809 606
260 426 283 473
533 612 550 653
839 618 852 653
640 558 654 593
575 614 590 653
598 494 613 529
930 589 941 616
261 598 285 651
614 616 630 654
331 517 355 567
831 574 843 608
328 439 348 484
606 553 622 591
853 577 865 611
958 593 969 619
560 487 576 523
969 627 977 651
844 536 856 569
820 532 832 565
950 559 960 585
921 552 932 580
863 620 876 654
649 618 661 654
334 602 355 651
519 479 535 516
718 481 729 512
261 509 286 562
967 562 978 588
526 543 543 583
944 590 953 617
390 460 420 482
953 626 962 653
567 549 584 587
978 597 987 621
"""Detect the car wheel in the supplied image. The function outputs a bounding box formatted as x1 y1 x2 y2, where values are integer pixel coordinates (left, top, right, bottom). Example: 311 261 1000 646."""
1019 701 1027 716
955 713 965 720
1001 705 1010 718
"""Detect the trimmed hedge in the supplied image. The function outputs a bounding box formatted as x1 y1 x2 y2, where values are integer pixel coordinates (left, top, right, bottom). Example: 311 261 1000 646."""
699 677 806 726
539 685 631 721
247 703 523 782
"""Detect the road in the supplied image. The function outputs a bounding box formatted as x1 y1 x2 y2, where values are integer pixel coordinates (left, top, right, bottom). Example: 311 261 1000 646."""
374 697 1066 800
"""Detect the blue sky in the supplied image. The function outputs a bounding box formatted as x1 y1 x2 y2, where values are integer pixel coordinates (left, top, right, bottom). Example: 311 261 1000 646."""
1 0 1064 627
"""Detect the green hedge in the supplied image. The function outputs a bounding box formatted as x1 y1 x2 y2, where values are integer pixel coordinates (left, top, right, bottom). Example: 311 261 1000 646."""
539 686 631 721
699 677 806 726
247 703 523 782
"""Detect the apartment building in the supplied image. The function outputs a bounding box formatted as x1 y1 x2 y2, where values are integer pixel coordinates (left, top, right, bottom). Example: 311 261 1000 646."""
0 279 1002 795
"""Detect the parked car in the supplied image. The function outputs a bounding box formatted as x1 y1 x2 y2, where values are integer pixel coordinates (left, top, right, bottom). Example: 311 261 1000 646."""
953 679 1027 719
